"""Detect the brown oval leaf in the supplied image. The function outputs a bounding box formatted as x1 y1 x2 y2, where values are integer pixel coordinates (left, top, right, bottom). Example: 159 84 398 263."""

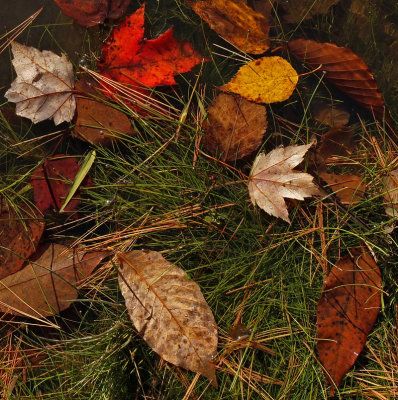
188 0 270 54
74 77 136 146
0 243 108 319
53 0 131 27
288 39 386 119
203 93 267 161
117 250 218 386
0 204 45 280
317 249 381 395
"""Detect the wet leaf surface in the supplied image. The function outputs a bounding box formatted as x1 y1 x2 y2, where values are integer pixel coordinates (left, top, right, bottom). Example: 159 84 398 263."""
53 0 131 26
288 39 387 119
203 93 267 161
5 42 75 125
117 250 218 387
221 56 298 103
317 249 381 395
0 243 108 318
98 3 205 88
0 204 45 280
188 0 270 54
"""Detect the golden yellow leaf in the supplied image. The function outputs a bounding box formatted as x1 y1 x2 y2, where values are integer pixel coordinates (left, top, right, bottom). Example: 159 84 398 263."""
188 0 269 54
221 56 298 104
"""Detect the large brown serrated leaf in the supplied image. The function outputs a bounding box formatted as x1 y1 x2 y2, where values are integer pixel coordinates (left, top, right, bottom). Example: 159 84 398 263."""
5 42 75 125
0 204 45 280
188 0 270 54
0 244 108 318
248 142 320 222
288 39 386 119
117 250 218 386
317 249 381 395
74 77 136 146
203 93 267 161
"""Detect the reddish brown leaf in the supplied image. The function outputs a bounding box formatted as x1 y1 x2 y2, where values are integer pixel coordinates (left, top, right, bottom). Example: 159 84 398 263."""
317 249 381 394
0 204 45 280
312 102 350 127
53 0 131 27
203 93 267 161
288 39 387 119
0 243 109 318
320 172 365 205
98 3 205 89
74 77 136 145
30 155 90 214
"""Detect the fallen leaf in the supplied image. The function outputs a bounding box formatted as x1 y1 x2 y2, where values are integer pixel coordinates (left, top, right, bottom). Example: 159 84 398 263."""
117 250 218 387
5 42 75 125
0 243 108 318
74 77 136 145
288 39 387 119
221 56 298 104
203 93 267 161
320 172 365 205
247 0 276 22
312 102 350 127
248 142 320 222
383 169 398 217
98 3 205 88
53 0 131 26
188 0 270 54
279 0 341 24
317 126 355 166
317 249 381 395
0 204 45 280
30 155 90 214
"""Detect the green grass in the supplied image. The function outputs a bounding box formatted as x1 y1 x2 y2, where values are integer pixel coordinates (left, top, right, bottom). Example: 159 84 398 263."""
1 1 398 399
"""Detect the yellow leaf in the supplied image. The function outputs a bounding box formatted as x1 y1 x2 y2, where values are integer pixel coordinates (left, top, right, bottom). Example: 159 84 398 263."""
188 0 270 54
221 56 298 104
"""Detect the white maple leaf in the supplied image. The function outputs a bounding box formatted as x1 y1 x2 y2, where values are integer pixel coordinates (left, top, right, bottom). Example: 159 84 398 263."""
248 142 320 222
5 42 75 125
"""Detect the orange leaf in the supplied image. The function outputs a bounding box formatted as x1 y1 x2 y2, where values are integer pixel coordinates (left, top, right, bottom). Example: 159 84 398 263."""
317 249 381 395
98 3 205 88
288 39 387 119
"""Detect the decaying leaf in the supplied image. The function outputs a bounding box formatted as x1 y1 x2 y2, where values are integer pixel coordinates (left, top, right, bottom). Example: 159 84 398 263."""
188 0 270 54
320 172 365 205
383 169 398 217
53 0 131 26
5 42 75 125
30 155 90 214
288 39 387 119
279 0 341 24
74 77 136 145
203 93 267 161
312 102 350 127
117 250 218 386
248 142 320 222
317 249 381 395
0 243 108 318
98 3 205 89
0 204 45 280
221 56 298 104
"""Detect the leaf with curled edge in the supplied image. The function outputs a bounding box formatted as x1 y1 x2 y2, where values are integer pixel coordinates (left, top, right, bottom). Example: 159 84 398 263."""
0 243 109 319
5 42 75 125
317 249 381 395
248 142 320 222
117 250 218 387
288 39 387 119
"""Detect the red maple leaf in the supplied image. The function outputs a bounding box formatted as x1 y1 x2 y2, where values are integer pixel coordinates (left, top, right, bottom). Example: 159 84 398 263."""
97 3 206 88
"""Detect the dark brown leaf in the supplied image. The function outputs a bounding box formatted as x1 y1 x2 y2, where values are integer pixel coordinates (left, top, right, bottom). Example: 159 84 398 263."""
288 39 387 119
117 250 218 387
203 93 267 161
0 204 45 280
0 243 108 318
317 249 381 395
